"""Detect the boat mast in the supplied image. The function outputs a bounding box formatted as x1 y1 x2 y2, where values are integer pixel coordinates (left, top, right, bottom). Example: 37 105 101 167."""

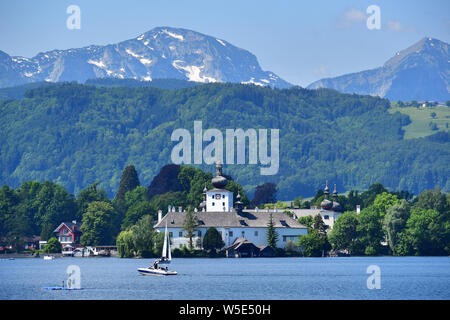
162 219 168 259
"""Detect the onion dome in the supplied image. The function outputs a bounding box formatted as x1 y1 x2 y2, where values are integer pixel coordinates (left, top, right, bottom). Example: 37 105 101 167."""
234 192 243 212
332 184 342 212
320 180 333 210
199 182 207 210
211 161 228 189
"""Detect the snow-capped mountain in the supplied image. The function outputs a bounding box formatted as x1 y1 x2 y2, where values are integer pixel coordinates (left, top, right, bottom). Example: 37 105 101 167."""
0 27 291 89
308 37 449 102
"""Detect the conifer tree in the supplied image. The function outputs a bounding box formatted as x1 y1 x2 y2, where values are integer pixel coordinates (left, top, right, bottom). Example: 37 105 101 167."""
115 165 140 200
266 213 279 248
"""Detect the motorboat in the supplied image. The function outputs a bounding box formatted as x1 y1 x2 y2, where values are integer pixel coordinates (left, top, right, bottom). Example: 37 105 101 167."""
138 219 177 276
43 255 54 260
137 266 177 276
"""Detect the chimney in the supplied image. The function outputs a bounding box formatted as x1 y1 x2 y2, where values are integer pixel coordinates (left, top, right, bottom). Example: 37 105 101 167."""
356 205 361 214
178 206 182 213
158 210 162 223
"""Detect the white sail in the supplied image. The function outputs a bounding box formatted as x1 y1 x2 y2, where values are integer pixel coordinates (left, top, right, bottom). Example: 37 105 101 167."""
162 220 168 259
167 231 172 261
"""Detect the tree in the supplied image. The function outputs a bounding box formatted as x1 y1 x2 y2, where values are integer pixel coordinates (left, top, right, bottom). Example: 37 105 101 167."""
361 183 388 208
182 207 198 249
373 192 401 219
266 213 279 248
202 227 225 253
293 196 303 208
383 200 410 255
147 164 183 200
121 186 152 229
354 206 384 255
80 201 117 246
131 215 156 258
328 212 359 254
313 214 328 236
76 182 109 220
297 216 313 229
121 201 152 230
403 208 450 256
149 191 186 214
115 165 140 200
297 214 330 256
413 188 449 215
43 237 62 253
298 230 327 257
253 183 277 207
116 229 134 258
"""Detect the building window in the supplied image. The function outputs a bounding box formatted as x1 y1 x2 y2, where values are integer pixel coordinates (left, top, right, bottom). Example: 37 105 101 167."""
179 244 183 248
241 231 245 237
255 231 258 236
169 232 173 237
212 202 215 206
222 194 225 198
324 215 329 220
222 202 225 206
179 232 183 237
229 231 233 237
198 230 202 237
283 236 286 242
211 195 214 199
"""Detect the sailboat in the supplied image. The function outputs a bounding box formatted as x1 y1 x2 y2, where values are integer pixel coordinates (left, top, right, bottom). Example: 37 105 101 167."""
137 220 177 276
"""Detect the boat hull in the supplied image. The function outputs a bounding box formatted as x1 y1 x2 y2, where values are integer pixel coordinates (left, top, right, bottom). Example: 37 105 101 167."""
137 267 177 276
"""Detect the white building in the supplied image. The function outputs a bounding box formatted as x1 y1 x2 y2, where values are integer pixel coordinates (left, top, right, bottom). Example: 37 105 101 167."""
290 182 344 229
154 162 307 249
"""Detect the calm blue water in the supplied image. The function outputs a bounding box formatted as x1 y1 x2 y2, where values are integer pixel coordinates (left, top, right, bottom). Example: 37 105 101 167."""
0 257 449 300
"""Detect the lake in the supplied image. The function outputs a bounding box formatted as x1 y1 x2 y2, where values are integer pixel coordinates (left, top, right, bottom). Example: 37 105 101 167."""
0 256 449 300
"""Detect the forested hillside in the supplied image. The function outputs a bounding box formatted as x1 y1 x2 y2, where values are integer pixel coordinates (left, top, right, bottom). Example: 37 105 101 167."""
0 82 449 199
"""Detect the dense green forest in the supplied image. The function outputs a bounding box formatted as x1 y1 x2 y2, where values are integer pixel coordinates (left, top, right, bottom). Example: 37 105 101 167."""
0 82 449 199
0 164 248 248
1 163 448 257
298 187 450 257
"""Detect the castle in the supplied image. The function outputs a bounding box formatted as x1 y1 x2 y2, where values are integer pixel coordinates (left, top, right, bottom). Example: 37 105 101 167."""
154 162 307 249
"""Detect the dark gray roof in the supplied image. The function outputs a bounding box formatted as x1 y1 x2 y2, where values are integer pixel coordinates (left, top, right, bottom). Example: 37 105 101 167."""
207 188 232 193
154 210 307 229
53 221 82 233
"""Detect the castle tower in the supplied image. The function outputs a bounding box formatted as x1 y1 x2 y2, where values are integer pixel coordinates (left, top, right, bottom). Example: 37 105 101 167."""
332 184 342 212
320 180 333 210
205 161 233 212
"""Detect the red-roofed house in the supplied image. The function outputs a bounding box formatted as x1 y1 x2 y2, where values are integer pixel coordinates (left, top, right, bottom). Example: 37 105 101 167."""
53 221 82 255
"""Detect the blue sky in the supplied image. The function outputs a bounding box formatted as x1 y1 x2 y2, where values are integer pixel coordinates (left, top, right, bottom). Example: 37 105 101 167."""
0 0 448 86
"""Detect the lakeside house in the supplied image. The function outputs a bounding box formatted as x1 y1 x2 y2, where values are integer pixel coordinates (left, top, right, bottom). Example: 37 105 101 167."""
154 162 308 250
53 221 82 255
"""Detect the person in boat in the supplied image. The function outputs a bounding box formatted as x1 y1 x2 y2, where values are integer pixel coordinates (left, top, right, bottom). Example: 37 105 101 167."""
152 260 159 269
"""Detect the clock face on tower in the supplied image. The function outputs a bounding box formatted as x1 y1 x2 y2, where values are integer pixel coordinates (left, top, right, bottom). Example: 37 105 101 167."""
215 194 221 200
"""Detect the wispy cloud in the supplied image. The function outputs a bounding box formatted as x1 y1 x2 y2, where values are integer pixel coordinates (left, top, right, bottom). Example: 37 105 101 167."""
337 8 366 28
386 21 403 32
313 65 328 76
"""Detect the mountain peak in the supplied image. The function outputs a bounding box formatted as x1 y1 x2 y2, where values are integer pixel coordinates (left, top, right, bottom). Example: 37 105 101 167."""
308 37 449 101
384 36 448 68
0 27 291 89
